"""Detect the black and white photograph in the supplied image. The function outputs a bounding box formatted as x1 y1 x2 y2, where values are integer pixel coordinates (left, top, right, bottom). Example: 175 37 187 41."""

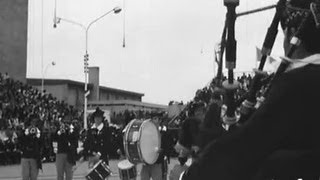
1 0 320 179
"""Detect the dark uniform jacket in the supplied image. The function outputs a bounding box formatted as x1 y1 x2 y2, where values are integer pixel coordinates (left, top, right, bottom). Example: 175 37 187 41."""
178 117 201 149
182 64 320 179
198 102 227 150
52 125 79 165
18 126 43 170
83 123 112 164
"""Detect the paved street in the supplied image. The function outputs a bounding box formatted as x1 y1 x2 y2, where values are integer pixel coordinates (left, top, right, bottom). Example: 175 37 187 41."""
0 158 185 180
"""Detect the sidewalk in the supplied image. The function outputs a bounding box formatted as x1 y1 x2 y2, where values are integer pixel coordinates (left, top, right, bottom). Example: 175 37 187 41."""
0 158 182 180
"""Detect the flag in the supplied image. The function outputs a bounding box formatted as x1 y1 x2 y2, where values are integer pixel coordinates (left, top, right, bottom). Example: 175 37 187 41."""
257 46 278 64
268 56 277 64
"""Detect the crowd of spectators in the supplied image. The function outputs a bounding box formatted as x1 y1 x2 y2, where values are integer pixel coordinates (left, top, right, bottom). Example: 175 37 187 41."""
169 73 258 128
0 72 84 165
110 109 168 126
0 72 173 165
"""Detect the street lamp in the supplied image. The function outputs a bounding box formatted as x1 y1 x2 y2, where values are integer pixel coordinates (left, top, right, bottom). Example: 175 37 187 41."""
54 6 122 129
41 61 56 96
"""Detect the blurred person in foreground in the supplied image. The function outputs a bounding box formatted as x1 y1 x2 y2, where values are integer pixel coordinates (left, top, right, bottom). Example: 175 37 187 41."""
169 153 189 180
181 0 320 179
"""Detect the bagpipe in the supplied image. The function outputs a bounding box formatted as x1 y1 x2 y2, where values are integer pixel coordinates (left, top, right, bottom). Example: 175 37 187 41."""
252 4 316 108
176 0 314 133
168 1 280 130
213 0 312 131
238 0 316 125
237 0 286 124
179 1 320 178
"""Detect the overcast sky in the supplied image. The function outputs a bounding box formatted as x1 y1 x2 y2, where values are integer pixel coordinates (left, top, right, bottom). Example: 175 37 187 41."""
27 0 282 105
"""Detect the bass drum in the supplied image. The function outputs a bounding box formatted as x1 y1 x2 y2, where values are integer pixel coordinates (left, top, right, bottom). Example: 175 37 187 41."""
124 119 161 164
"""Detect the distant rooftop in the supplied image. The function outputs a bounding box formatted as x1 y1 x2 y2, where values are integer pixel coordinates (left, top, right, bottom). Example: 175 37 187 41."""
27 78 144 97
88 99 168 110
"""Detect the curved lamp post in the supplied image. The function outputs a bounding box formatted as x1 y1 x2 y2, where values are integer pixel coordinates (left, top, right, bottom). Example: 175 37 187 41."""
54 6 122 129
41 61 56 96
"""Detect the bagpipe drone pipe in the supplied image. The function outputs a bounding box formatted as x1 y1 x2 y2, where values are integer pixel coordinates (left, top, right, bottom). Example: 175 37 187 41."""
200 0 284 131
255 2 317 108
170 0 312 154
168 0 281 131
215 0 312 130
237 0 286 124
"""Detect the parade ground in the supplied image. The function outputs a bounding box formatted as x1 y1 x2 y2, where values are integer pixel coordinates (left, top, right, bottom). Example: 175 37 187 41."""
0 158 183 180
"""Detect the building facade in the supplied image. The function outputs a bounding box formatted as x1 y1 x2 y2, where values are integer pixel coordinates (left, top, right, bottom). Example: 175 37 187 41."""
26 78 144 109
0 0 28 82
27 66 167 118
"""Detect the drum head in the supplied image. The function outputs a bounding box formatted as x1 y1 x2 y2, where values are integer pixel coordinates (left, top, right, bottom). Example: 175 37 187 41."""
139 120 161 164
118 159 134 170
87 160 102 175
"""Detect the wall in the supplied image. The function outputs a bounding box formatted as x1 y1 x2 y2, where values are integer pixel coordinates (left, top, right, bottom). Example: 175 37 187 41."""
0 0 28 82
68 84 84 109
88 67 99 101
32 84 68 102
32 83 84 109
100 91 142 102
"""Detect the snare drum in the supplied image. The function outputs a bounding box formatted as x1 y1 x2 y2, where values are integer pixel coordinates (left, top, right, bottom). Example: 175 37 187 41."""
118 159 137 180
124 119 161 164
86 160 111 180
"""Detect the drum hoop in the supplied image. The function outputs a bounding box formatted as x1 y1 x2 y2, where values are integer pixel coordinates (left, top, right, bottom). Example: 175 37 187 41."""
101 161 110 171
137 120 144 163
124 119 161 164
87 160 110 179
87 160 102 174
94 169 104 180
124 119 135 162
86 175 93 180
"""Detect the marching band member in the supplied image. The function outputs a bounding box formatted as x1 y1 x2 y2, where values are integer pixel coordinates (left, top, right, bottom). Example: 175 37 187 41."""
181 0 320 179
174 102 207 161
140 113 170 180
52 115 79 180
197 90 227 150
19 114 43 180
83 107 112 168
